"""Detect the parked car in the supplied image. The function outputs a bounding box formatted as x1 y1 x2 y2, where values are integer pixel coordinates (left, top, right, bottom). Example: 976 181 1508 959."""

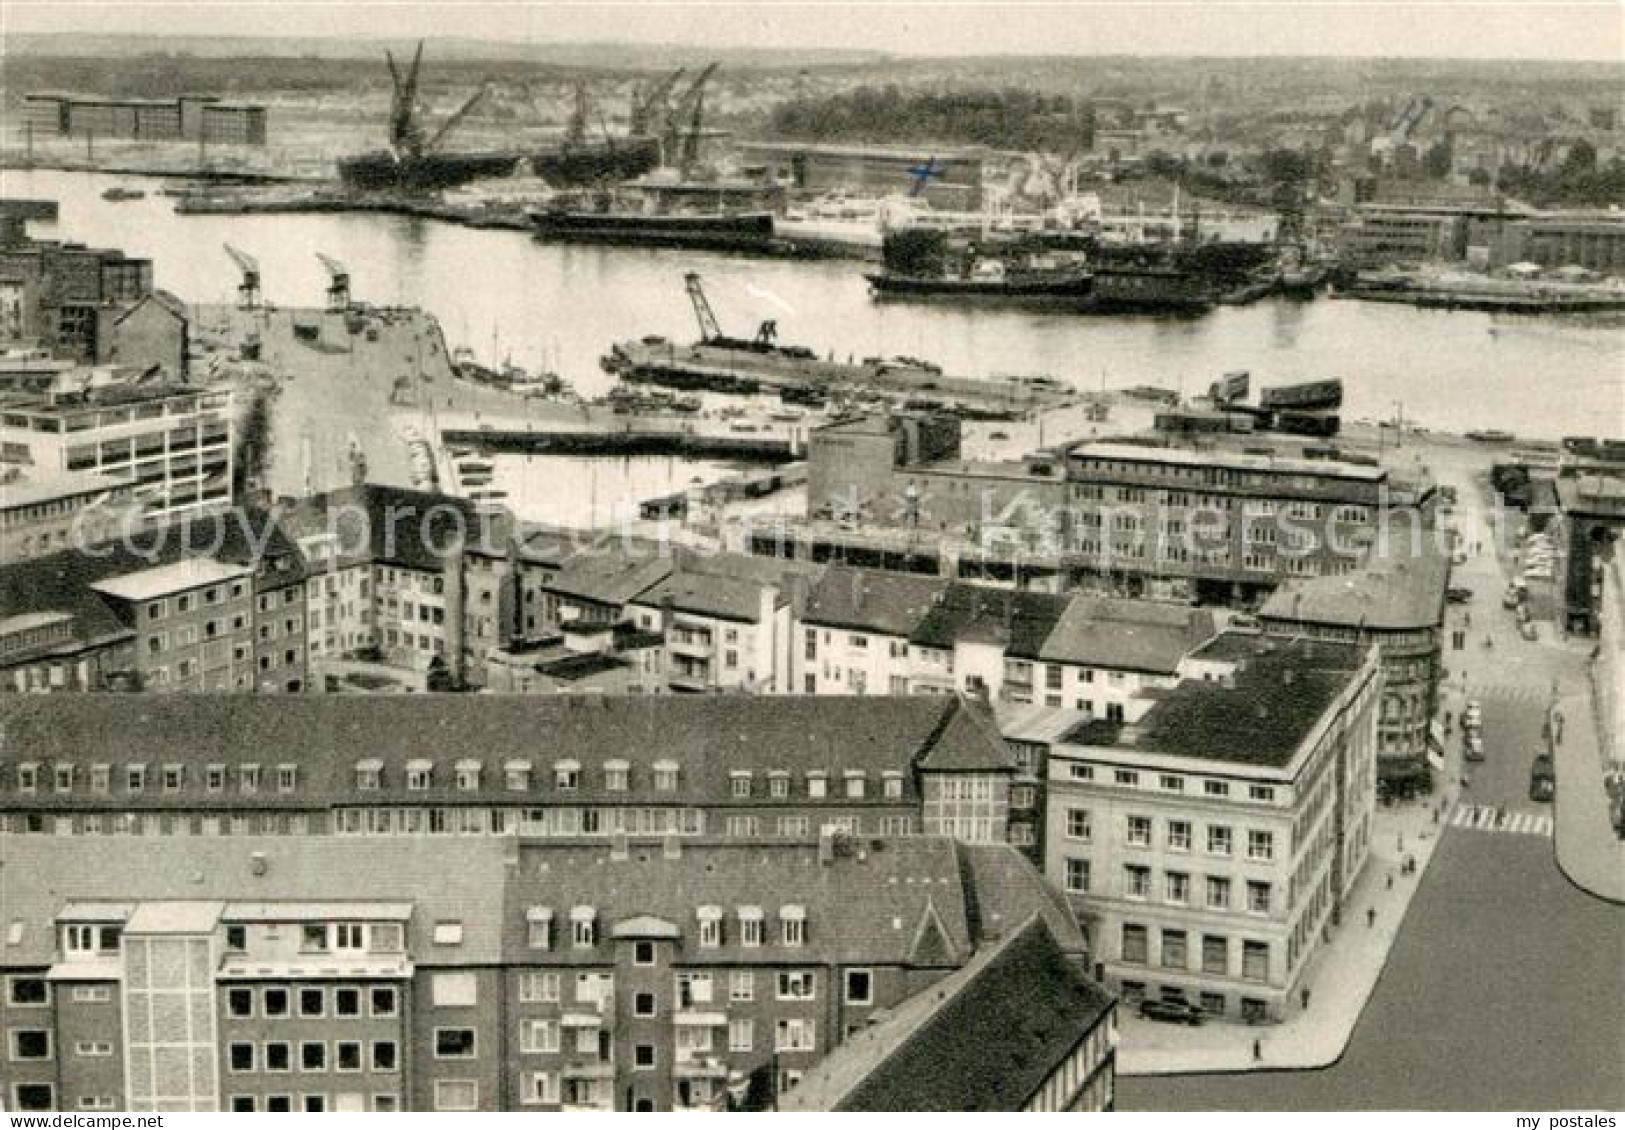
1520 621 1539 642
1139 999 1206 1025
1530 753 1555 802
1446 586 1473 604
1464 733 1485 762
1503 588 1522 609
1464 700 1483 729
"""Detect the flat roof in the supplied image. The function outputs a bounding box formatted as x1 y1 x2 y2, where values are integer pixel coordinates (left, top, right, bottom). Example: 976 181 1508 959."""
1069 440 1386 482
89 558 250 602
1059 639 1365 768
2 470 134 510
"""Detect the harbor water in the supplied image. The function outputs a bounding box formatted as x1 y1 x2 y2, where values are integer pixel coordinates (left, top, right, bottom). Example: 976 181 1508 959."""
8 169 1623 441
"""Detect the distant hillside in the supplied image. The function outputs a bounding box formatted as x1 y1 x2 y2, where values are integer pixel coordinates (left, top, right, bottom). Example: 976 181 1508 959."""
2 33 889 71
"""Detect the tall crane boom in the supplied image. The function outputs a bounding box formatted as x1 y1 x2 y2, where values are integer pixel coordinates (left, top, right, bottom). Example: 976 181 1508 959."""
663 63 718 167
630 67 684 136
684 272 722 342
386 40 427 156
316 253 350 311
424 83 490 153
224 243 260 309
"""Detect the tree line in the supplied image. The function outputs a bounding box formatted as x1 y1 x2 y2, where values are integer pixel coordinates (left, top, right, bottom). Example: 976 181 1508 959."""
769 85 1096 151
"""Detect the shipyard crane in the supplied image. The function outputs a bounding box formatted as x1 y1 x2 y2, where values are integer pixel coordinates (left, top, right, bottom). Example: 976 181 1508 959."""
663 63 718 171
629 67 684 137
316 253 350 311
422 83 491 154
381 40 490 162
224 243 260 309
564 80 590 150
384 40 429 158
684 271 723 343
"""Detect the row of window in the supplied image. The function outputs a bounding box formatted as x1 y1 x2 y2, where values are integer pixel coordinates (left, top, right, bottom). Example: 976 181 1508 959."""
224 984 399 1020
227 1039 399 1073
143 582 247 620
231 1093 397 1113
12 761 298 795
1064 809 1276 860
1120 924 1271 981
1058 763 1278 803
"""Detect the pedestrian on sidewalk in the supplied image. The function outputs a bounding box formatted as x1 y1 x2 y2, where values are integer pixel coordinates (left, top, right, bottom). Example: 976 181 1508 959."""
1387 873 1394 891
1300 987 1311 1010
1253 1038 1262 1062
1367 906 1376 928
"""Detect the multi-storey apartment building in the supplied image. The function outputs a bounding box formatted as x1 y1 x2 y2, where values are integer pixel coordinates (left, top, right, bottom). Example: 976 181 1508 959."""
0 836 509 1114
782 916 1117 1112
1 507 307 694
0 382 232 521
795 568 949 696
88 559 256 691
0 833 1092 1112
0 694 1017 847
1260 529 1448 793
1043 636 1381 1021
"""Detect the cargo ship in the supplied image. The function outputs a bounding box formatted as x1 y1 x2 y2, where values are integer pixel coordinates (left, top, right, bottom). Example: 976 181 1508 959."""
336 42 662 194
339 140 660 194
865 229 1214 314
531 204 780 252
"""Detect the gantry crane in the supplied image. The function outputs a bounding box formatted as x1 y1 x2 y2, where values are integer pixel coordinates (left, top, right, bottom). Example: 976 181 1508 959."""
224 243 260 309
316 253 350 311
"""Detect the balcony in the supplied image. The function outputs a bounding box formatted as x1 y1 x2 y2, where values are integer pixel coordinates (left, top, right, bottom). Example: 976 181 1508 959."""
561 1059 615 1081
673 1054 730 1080
667 630 713 658
667 666 713 692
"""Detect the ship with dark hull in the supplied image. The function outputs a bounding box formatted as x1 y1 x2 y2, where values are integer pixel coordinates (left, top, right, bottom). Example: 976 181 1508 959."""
866 228 1216 314
336 42 669 195
531 205 780 252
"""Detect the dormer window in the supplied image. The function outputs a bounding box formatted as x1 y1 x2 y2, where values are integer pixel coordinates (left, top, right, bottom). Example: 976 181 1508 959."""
126 764 146 793
768 772 789 799
653 760 679 792
603 760 629 791
62 924 120 955
738 907 764 948
90 764 110 794
16 763 39 794
455 760 482 792
372 923 404 953
882 771 904 800
355 760 383 790
240 764 260 794
844 771 866 799
301 924 329 952
162 764 184 793
805 771 827 800
780 905 807 948
53 764 73 793
730 771 752 799
569 906 596 948
526 907 554 950
503 760 532 791
333 923 365 950
406 760 433 791
554 761 580 791
276 764 298 793
205 764 225 793
697 906 724 948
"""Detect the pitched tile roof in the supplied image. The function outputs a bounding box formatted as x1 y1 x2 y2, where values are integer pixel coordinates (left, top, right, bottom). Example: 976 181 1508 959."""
910 583 1069 655
1259 524 1448 631
280 484 491 573
0 694 1009 809
0 836 510 966
781 915 1115 1111
1035 595 1215 673
633 570 774 623
544 552 674 607
501 837 979 969
802 566 951 637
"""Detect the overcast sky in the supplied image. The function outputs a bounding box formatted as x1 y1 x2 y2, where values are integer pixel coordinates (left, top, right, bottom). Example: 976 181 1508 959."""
5 1 1622 60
